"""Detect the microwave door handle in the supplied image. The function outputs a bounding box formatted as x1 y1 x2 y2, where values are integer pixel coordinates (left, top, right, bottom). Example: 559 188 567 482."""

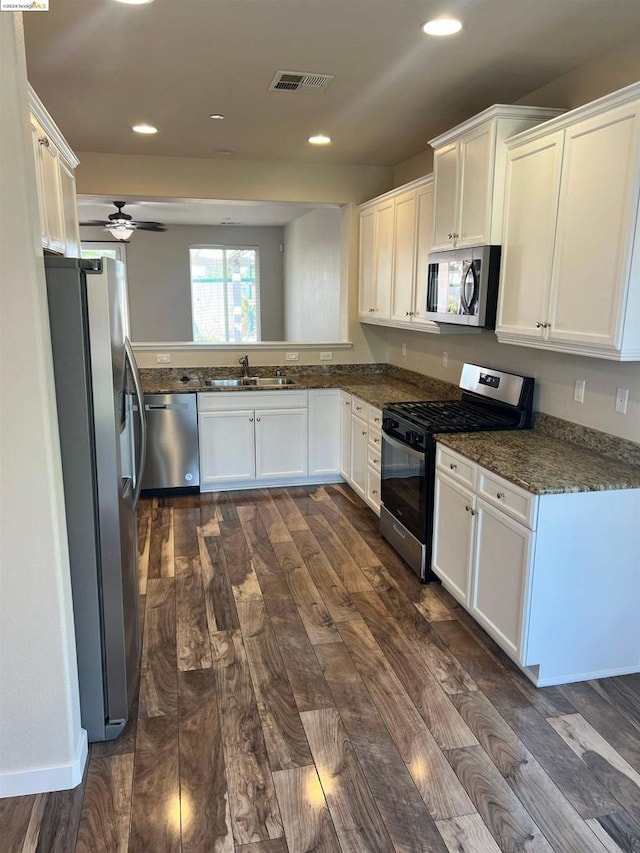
460 261 479 315
125 337 146 507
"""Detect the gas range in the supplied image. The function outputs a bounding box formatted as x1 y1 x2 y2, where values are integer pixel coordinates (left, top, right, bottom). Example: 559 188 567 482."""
379 364 534 582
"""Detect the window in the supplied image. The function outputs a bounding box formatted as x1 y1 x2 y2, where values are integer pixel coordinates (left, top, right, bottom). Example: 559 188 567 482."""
190 246 260 343
80 242 127 264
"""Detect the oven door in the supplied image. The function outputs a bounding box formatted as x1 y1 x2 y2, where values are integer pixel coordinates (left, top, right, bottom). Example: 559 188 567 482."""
381 431 426 542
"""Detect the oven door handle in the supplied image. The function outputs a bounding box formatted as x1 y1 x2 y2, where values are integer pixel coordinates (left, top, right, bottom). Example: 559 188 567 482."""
382 431 425 459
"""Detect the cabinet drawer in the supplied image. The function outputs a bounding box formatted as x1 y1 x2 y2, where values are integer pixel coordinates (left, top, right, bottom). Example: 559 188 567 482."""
368 424 382 452
198 390 307 412
367 443 382 473
351 397 370 422
436 445 476 489
478 469 537 529
369 407 383 429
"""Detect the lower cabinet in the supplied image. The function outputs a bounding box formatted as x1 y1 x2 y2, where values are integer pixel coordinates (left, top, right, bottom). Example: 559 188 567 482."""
198 389 337 490
342 395 382 515
433 443 640 685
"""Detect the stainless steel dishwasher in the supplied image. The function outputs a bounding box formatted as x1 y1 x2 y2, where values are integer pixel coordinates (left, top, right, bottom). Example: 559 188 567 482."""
140 393 199 490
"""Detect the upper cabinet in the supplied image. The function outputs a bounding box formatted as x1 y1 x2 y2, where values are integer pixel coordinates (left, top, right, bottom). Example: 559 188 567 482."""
429 105 564 251
497 83 640 361
29 86 80 257
358 176 468 335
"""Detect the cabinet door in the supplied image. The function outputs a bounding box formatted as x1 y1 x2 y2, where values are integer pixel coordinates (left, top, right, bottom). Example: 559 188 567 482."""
340 392 352 480
255 408 308 480
199 410 255 484
432 473 475 606
350 414 368 499
308 389 340 476
358 207 376 316
30 117 48 247
548 102 640 350
497 131 564 338
458 123 494 247
39 136 66 253
366 465 381 515
471 499 533 661
374 199 394 319
390 190 417 321
412 183 435 325
59 159 80 258
432 142 459 249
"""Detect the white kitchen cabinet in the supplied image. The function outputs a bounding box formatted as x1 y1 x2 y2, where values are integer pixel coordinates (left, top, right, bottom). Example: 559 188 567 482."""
340 391 351 480
198 390 311 490
29 86 80 256
255 408 308 480
433 443 640 685
429 105 564 251
358 199 393 320
497 83 640 360
308 389 341 477
349 413 368 500
390 188 418 322
432 472 475 607
199 410 256 485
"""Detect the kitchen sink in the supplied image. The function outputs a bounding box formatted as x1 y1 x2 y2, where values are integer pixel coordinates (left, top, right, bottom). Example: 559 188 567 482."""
205 376 298 388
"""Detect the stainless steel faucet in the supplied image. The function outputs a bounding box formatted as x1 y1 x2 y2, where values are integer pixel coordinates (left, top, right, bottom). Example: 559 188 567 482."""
239 354 250 378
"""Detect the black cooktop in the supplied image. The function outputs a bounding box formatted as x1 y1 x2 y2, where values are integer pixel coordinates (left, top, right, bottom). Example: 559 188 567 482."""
383 399 521 435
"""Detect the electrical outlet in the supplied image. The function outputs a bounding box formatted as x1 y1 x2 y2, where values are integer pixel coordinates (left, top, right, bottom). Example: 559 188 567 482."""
615 388 629 414
401 343 407 357
320 351 333 361
286 351 299 361
156 353 171 364
574 379 585 403
442 351 448 368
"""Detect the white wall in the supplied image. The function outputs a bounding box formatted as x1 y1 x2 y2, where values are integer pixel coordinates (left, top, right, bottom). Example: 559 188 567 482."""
284 208 342 341
0 14 86 797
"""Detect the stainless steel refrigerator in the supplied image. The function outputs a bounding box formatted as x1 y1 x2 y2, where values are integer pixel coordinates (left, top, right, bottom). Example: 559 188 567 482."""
45 256 146 742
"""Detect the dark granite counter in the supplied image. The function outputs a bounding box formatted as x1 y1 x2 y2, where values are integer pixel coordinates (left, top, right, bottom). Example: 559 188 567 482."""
436 430 640 495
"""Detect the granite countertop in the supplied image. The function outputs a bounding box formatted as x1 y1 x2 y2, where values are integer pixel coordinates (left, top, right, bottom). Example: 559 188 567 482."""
436 430 640 495
139 368 456 408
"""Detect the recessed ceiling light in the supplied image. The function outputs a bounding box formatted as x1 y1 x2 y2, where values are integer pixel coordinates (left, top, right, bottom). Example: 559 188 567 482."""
422 17 462 36
209 113 225 120
132 123 158 134
308 134 331 146
214 149 236 156
114 0 154 5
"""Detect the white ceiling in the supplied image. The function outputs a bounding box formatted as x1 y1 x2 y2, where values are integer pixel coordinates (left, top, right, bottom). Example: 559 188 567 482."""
24 0 640 168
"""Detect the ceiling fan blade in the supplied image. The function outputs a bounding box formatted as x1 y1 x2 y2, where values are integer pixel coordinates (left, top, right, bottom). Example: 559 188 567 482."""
135 222 168 231
79 219 109 226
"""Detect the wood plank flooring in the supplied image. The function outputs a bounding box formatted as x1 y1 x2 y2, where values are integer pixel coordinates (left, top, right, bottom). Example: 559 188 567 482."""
4 484 640 852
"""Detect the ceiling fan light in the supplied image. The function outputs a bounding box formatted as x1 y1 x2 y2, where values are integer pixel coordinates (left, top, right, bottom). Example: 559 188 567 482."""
422 17 463 36
106 223 135 240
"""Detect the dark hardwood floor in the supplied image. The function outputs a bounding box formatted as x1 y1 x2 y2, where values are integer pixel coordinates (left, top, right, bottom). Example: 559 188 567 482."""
4 484 640 852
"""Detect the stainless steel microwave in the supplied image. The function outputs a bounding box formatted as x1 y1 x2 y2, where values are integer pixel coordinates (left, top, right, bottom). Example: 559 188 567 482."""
425 245 501 327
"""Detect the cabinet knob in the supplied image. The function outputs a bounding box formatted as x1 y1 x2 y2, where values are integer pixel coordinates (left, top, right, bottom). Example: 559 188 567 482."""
368 307 375 313
374 437 380 444
256 417 261 422
374 417 380 423
450 463 457 470
465 504 472 512
373 458 379 464
372 489 378 495
345 401 350 406
453 233 459 239
38 136 50 148
406 311 411 316
362 430 367 436
465 505 477 516
536 322 542 328
447 232 453 239
249 417 254 422
496 491 505 499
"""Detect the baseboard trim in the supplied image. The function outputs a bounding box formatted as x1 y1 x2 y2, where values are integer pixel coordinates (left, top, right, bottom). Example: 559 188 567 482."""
0 728 88 798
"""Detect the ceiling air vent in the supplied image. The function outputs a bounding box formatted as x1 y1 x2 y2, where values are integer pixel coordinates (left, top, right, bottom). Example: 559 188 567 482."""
269 71 334 94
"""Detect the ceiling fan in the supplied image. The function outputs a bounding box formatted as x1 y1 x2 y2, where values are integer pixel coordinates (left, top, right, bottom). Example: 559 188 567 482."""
80 201 167 241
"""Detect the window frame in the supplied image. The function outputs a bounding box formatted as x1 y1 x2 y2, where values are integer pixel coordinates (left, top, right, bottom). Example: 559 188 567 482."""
189 243 262 345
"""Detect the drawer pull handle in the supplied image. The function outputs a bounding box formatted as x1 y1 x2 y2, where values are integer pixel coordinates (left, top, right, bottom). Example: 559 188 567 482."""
496 491 505 499
450 463 457 470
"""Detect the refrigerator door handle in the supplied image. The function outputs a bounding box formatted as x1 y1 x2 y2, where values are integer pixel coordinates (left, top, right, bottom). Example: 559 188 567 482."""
125 337 146 507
